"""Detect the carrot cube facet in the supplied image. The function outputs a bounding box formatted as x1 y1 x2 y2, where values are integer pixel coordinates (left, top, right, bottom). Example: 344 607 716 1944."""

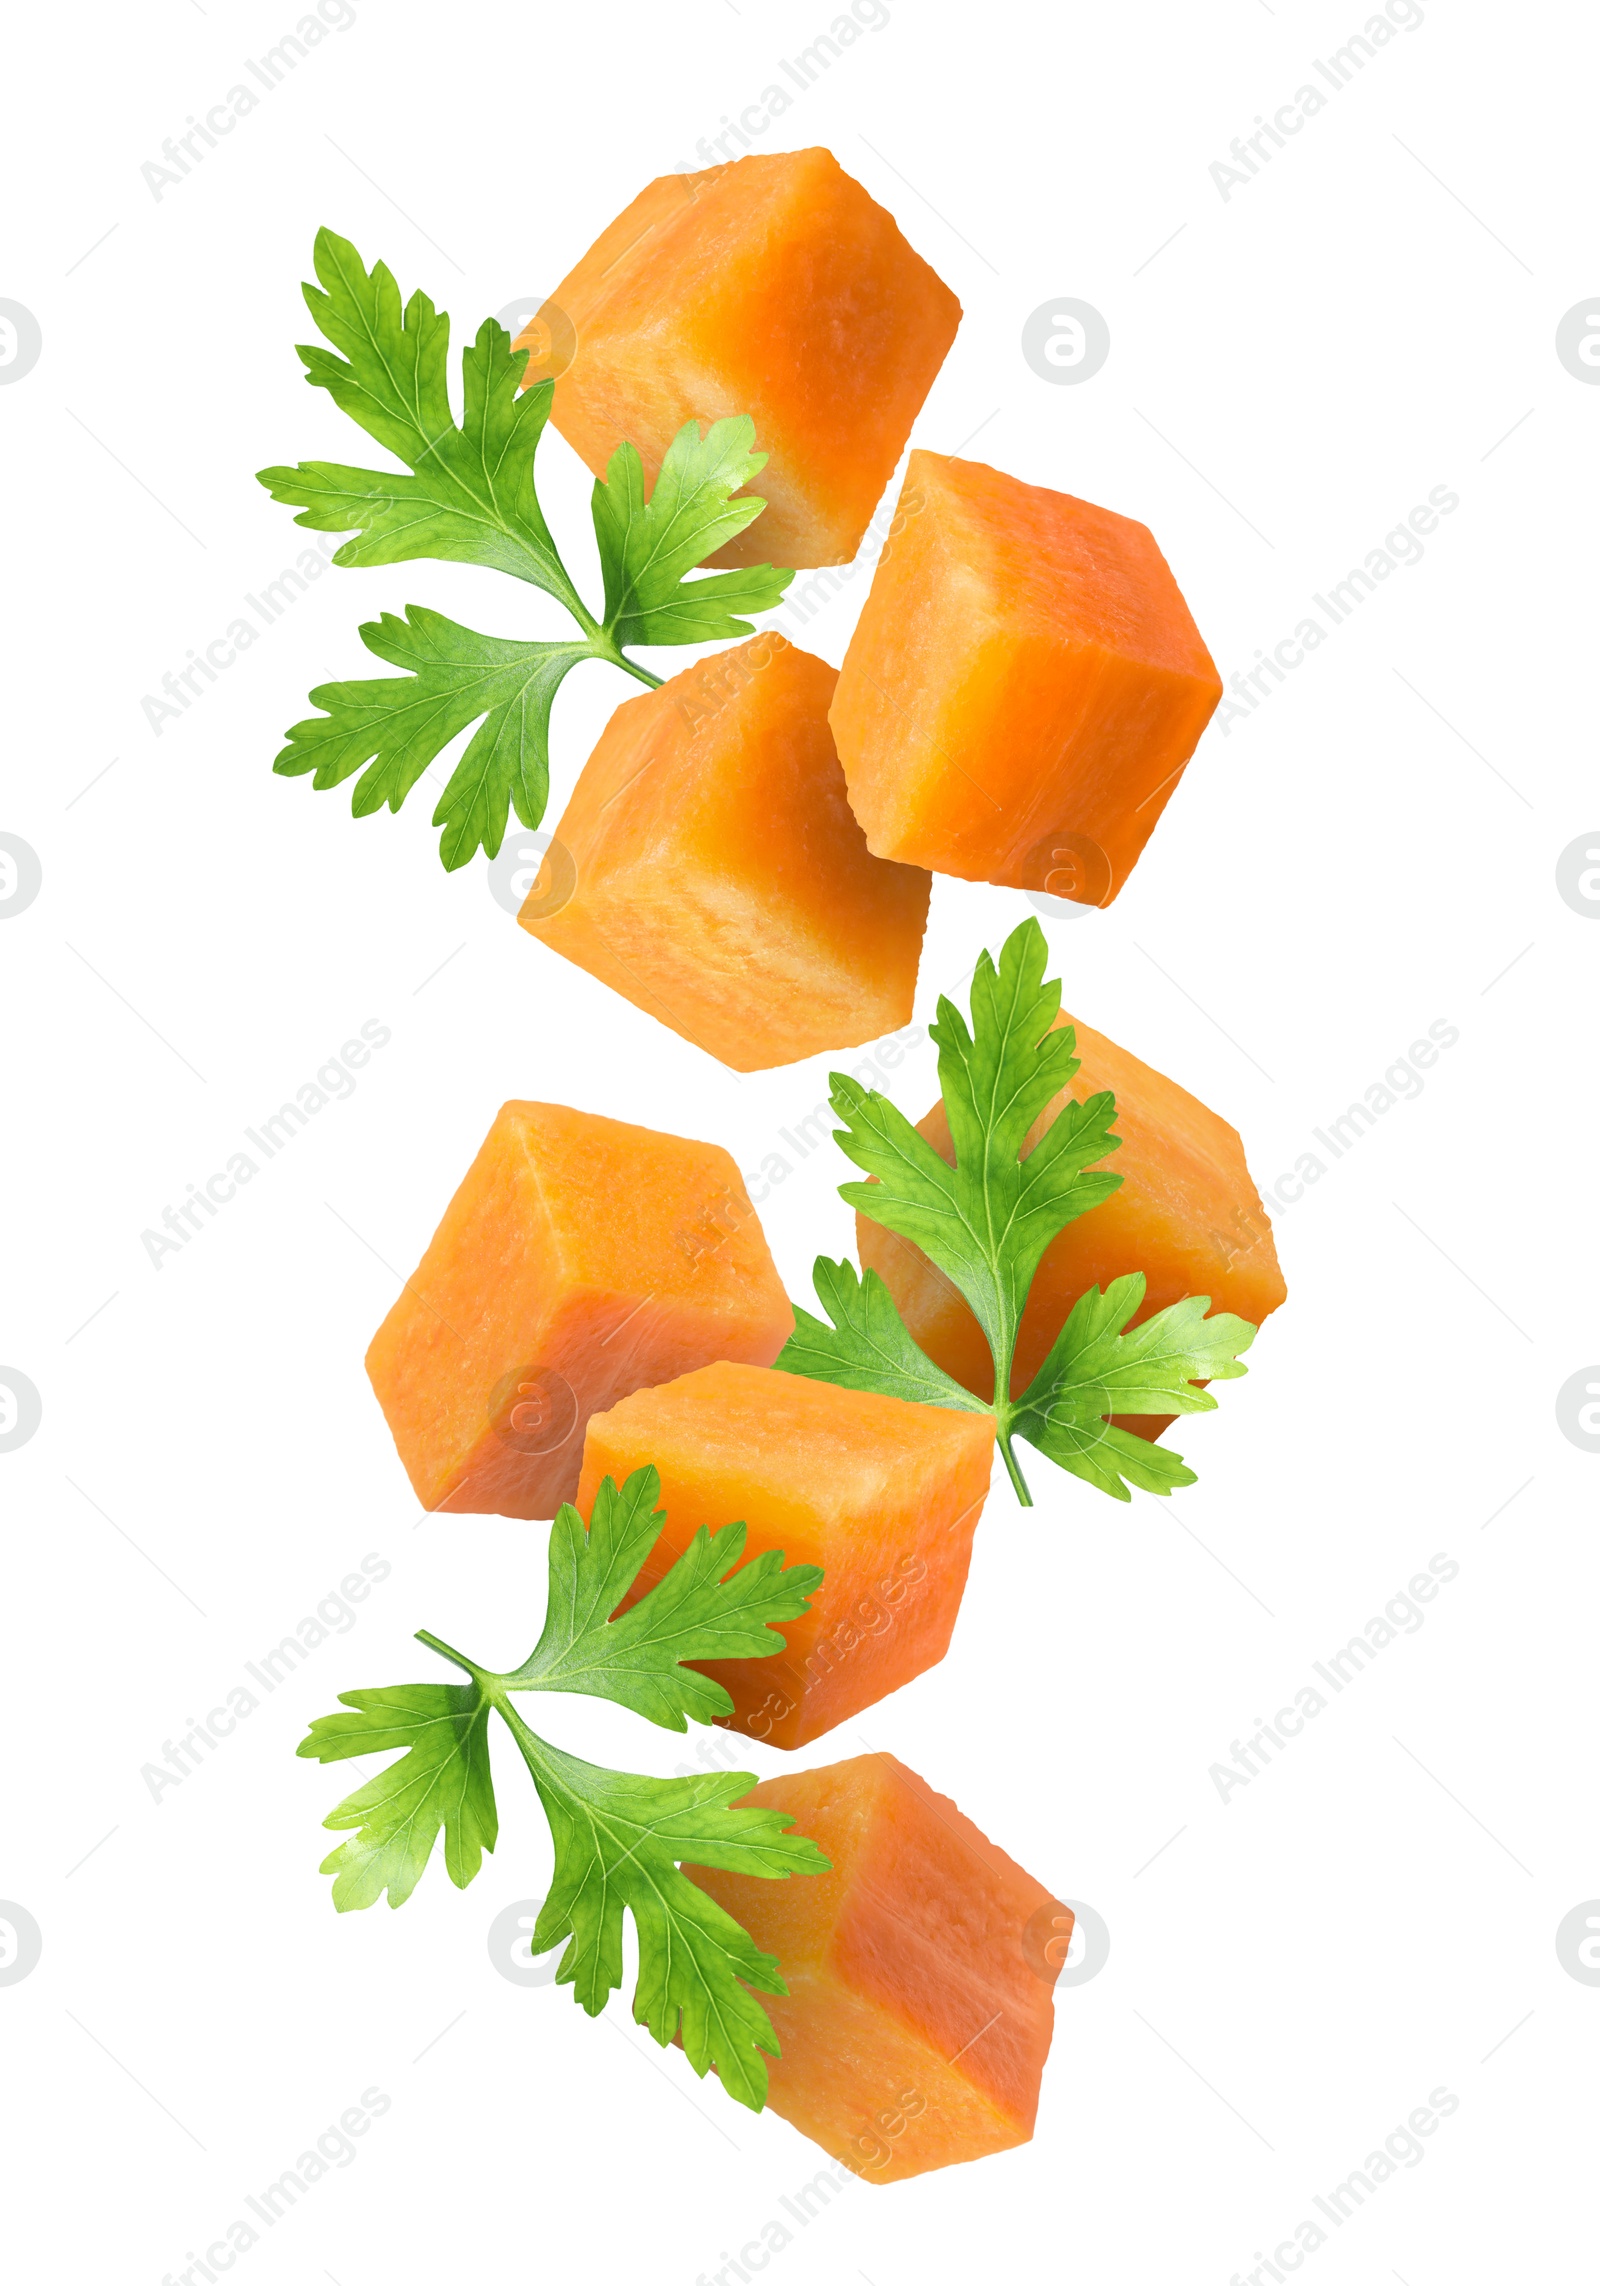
364 1105 792 1519
577 1363 995 1748
829 451 1224 899
520 635 929 1072
686 1753 1065 2181
514 150 961 570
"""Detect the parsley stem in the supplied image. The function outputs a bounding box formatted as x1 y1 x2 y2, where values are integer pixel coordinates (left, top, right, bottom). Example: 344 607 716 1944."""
995 1423 1034 1506
415 1627 489 1680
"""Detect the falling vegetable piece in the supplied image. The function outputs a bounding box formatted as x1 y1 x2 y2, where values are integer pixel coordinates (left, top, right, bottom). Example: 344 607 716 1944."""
828 450 1223 898
522 634 930 1070
685 1752 1066 2178
364 1101 793 1518
515 149 962 570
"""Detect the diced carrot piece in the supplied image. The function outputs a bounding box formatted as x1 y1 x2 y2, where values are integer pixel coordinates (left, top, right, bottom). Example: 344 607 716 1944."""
686 1754 1064 2180
520 636 929 1072
514 150 961 569
365 1105 792 1519
829 451 1224 898
858 1012 1285 1437
577 1363 994 1747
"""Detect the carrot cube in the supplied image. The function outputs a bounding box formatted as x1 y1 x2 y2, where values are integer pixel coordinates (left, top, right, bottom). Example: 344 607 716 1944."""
514 150 961 569
577 1362 995 1748
686 1754 1065 2180
858 1012 1285 1437
365 1105 792 1519
520 635 929 1072
829 451 1224 899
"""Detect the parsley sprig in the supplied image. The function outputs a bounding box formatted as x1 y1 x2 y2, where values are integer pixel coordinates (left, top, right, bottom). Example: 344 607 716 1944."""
298 1467 826 2110
777 918 1258 1506
258 231 792 869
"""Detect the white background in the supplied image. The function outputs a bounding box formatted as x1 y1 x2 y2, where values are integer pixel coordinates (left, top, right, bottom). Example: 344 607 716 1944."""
2 1 1596 2279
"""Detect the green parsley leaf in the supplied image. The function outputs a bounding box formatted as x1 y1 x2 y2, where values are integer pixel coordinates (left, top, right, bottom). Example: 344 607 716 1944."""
272 604 591 869
511 1726 821 2111
300 1682 497 1911
1010 1273 1257 1501
257 229 579 604
298 1467 827 2109
776 917 1260 1505
258 232 793 872
592 419 793 646
509 1465 823 1729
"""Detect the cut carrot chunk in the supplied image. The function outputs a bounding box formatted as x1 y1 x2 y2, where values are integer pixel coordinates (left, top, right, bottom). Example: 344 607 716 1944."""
365 1104 792 1519
577 1363 994 1748
514 150 961 569
858 1011 1285 1437
686 1753 1064 2181
829 450 1223 898
521 635 929 1071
